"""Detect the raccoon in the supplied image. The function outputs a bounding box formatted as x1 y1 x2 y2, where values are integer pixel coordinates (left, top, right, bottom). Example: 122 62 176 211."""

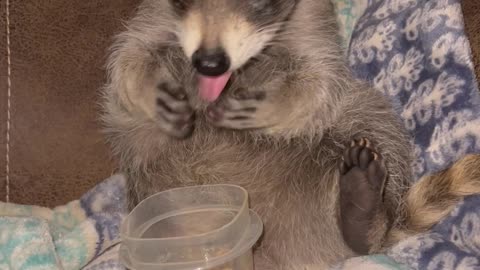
100 0 479 268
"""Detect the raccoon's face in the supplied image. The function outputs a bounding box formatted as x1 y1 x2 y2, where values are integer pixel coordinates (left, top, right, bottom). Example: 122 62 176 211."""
169 0 296 102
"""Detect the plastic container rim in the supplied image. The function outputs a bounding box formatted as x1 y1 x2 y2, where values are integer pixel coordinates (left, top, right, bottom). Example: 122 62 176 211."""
120 184 250 243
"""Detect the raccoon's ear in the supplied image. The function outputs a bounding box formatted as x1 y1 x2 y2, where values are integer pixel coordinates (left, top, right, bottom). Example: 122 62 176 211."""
169 0 193 14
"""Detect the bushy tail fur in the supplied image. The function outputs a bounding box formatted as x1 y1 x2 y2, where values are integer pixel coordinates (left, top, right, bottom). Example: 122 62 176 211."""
387 154 480 245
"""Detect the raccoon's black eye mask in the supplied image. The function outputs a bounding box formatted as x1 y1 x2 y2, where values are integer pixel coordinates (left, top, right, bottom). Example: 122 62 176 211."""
247 0 296 26
169 0 192 14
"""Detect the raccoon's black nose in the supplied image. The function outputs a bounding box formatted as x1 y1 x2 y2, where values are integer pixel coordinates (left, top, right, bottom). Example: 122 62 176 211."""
192 48 230 77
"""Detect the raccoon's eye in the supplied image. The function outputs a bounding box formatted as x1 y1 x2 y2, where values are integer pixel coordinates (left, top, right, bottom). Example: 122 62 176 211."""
169 0 192 13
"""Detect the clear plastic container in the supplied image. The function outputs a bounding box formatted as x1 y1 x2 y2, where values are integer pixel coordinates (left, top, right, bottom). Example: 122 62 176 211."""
119 184 263 270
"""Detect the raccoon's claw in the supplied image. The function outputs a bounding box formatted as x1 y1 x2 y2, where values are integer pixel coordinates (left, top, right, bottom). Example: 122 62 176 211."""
206 90 266 130
156 83 195 139
340 138 386 192
339 138 387 254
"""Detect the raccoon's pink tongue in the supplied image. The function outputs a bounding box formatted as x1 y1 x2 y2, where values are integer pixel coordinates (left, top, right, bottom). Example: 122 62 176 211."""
198 72 232 102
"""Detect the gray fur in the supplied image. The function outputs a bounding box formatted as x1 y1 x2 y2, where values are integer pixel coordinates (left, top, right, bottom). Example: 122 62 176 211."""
101 0 414 268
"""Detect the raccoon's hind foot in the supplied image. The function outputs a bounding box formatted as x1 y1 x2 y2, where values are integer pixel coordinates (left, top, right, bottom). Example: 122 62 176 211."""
339 138 388 254
156 83 195 139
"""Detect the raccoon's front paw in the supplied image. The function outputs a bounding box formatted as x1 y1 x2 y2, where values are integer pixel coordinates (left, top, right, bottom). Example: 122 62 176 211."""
156 83 195 139
205 89 274 130
339 138 387 254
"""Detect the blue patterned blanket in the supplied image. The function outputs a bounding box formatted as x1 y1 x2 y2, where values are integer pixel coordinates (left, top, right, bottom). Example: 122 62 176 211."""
0 175 126 269
1 0 479 269
335 0 480 269
346 0 480 181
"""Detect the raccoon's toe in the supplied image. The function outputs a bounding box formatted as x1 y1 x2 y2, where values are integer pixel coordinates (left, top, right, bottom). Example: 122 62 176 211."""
206 89 266 130
341 138 375 172
206 104 258 129
156 83 195 139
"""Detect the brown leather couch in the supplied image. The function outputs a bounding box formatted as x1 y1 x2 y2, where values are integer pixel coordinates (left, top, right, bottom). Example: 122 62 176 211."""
0 0 479 207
